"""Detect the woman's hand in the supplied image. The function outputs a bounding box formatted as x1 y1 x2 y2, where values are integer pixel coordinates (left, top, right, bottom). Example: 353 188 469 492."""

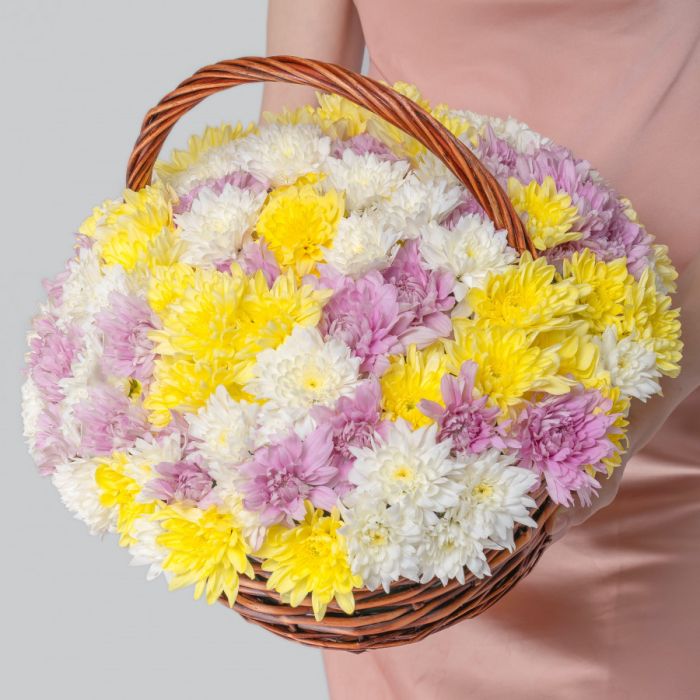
549 250 700 542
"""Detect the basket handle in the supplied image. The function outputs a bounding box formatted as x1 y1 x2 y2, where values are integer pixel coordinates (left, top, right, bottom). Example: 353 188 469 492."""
126 55 534 255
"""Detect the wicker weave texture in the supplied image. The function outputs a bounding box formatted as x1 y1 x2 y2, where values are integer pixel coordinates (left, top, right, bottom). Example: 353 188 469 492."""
126 56 557 651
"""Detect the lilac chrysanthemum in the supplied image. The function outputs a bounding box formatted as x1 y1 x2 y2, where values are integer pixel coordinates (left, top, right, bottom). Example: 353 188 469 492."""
95 292 159 383
239 425 338 525
310 379 389 496
27 315 82 403
145 460 214 504
173 171 268 214
34 404 77 475
419 361 514 455
382 239 455 348
74 384 148 456
239 238 281 286
474 126 519 186
330 134 399 161
317 267 410 374
512 387 620 507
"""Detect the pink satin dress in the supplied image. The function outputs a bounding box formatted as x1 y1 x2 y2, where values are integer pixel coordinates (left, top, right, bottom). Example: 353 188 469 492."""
323 1 700 697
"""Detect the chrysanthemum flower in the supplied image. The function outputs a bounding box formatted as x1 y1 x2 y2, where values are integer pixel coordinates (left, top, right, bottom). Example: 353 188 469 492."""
339 500 422 592
419 361 513 455
186 385 260 471
508 175 582 251
380 344 448 428
174 182 266 268
593 326 661 401
317 267 408 374
320 149 410 211
562 249 630 334
446 321 570 412
144 460 214 505
256 182 344 275
468 254 584 333
239 425 337 525
95 452 157 546
513 387 619 506
419 214 517 305
323 209 401 278
258 502 362 621
315 92 372 139
346 420 465 512
155 504 255 606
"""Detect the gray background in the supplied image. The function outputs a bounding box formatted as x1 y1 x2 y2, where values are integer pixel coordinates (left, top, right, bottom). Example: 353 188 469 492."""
0 2 335 697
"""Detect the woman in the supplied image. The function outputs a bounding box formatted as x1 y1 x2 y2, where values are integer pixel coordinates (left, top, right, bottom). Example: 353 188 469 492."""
262 1 700 697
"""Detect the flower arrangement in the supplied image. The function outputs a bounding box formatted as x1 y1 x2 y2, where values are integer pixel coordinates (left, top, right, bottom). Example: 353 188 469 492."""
22 79 682 625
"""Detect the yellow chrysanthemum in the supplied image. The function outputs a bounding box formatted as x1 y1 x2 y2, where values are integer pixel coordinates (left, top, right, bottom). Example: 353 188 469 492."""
95 183 176 271
445 321 570 412
155 504 254 606
154 122 254 184
258 502 362 621
256 182 344 275
380 344 447 427
144 266 330 424
621 267 683 376
535 323 599 383
150 266 248 363
562 249 630 334
508 176 582 251
95 453 157 546
315 91 372 139
147 262 196 314
469 254 585 333
78 198 124 239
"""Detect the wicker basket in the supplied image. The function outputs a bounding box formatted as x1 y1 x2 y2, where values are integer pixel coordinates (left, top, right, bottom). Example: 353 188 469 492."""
127 55 560 652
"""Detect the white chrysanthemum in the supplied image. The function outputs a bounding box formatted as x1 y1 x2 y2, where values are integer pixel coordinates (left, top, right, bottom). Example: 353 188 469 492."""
57 246 132 330
420 214 517 304
246 327 361 428
175 184 266 267
456 449 538 550
340 501 422 592
128 515 167 580
52 458 114 535
323 209 401 278
383 172 462 238
594 326 662 401
453 110 547 154
186 385 259 472
418 510 490 584
21 376 44 454
320 150 410 211
235 124 331 186
414 149 460 185
346 421 466 511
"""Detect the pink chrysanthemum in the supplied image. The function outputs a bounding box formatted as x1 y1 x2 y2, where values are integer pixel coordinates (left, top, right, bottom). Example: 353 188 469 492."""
74 384 148 456
512 387 620 506
239 425 338 525
34 404 77 475
419 361 513 455
239 239 281 286
382 239 455 348
27 315 82 403
145 460 214 504
95 292 158 382
310 379 389 496
317 267 409 374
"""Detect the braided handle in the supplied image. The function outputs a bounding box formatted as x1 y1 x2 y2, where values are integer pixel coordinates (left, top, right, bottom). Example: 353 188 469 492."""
126 55 534 254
